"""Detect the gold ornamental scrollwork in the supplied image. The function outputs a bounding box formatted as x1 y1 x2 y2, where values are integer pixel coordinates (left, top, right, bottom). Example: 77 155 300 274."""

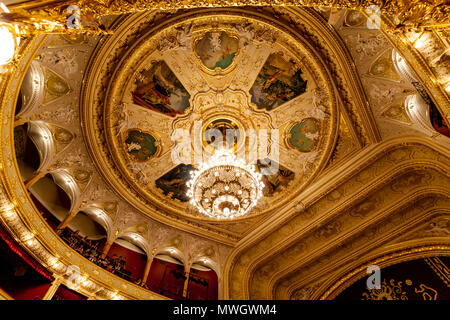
7 1 450 33
316 245 450 300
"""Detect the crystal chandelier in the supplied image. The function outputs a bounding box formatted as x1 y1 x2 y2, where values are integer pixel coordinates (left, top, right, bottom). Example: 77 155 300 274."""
186 149 264 219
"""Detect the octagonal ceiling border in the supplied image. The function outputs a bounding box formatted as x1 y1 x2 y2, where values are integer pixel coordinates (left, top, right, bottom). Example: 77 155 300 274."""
80 8 345 236
103 9 338 221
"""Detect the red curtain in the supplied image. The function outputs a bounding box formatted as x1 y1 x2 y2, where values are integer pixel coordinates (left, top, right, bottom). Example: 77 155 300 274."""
106 242 146 282
5 282 51 300
0 224 53 281
52 284 87 300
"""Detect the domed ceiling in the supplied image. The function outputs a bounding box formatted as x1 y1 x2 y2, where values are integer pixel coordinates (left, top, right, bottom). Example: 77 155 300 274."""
83 10 337 227
1 3 449 300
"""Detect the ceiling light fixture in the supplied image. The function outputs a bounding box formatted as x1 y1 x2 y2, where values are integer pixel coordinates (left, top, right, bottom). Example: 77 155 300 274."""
186 148 264 220
0 3 20 67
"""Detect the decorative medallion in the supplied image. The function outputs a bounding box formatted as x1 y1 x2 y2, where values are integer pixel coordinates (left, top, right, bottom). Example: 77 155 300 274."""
288 118 320 152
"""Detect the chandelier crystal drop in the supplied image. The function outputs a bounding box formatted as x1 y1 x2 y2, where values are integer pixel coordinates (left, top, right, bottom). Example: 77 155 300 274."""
186 149 264 219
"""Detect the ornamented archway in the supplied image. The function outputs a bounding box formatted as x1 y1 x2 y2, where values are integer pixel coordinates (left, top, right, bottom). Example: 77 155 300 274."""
0 3 448 300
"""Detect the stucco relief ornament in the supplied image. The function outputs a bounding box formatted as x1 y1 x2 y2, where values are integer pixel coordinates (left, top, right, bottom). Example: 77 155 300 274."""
350 33 388 61
113 104 129 136
49 152 82 170
65 147 92 167
310 88 329 120
175 23 194 50
300 151 319 168
422 218 450 237
190 112 201 121
369 83 409 105
35 107 77 123
253 26 277 44
114 210 136 232
156 36 178 52
127 162 149 185
294 201 305 212
42 49 79 77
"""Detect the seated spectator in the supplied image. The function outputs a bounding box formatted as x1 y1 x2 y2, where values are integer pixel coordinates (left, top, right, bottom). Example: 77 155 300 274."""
58 228 137 282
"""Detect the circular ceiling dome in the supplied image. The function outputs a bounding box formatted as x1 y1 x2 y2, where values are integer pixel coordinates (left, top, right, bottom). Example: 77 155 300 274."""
81 8 338 223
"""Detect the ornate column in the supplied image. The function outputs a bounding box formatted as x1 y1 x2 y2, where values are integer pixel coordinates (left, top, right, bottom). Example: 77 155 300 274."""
218 276 224 300
100 240 114 259
182 266 191 298
42 276 62 300
141 255 153 286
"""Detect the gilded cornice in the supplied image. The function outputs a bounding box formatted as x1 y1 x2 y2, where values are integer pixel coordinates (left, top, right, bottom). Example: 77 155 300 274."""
8 1 449 31
273 196 450 299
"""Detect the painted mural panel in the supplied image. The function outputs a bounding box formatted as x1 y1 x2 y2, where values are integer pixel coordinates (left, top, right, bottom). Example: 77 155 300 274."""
195 31 239 70
288 118 320 152
132 61 190 117
257 159 294 196
155 164 196 202
125 130 158 161
250 53 308 111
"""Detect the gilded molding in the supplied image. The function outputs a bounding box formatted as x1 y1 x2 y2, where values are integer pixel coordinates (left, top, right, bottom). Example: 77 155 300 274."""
80 8 351 242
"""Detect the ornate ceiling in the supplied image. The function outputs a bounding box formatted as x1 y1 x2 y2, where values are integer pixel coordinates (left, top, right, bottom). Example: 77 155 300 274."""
0 2 449 300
